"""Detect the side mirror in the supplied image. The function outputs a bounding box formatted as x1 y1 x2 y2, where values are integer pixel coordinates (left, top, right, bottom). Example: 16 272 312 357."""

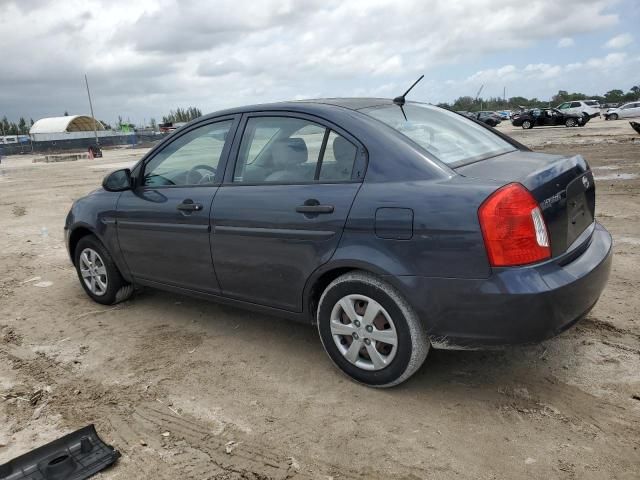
102 168 132 192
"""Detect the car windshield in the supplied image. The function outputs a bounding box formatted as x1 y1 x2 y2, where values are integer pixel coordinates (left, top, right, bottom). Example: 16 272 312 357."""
362 103 516 165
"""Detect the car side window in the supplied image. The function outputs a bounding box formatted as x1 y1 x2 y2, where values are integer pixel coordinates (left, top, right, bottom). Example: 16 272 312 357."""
319 131 357 181
233 116 357 184
570 102 581 108
558 103 569 109
143 120 232 187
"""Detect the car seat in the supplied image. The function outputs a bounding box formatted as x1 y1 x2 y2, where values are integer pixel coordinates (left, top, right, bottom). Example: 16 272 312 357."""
264 138 312 182
320 136 356 181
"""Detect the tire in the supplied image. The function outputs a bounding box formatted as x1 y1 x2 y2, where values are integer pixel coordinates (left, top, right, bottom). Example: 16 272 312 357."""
522 120 532 129
317 271 429 388
74 235 133 305
609 113 619 121
565 118 577 127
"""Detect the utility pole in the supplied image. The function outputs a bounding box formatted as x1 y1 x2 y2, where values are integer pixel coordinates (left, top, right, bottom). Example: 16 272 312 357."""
475 84 484 111
84 74 100 147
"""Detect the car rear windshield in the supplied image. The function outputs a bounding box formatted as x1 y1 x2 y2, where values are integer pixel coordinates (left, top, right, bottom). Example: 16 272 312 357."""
362 103 516 166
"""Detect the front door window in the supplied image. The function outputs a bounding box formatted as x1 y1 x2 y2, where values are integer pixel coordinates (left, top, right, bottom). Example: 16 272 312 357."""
143 121 233 187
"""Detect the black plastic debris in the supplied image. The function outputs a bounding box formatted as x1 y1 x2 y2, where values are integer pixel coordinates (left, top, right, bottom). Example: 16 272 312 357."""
630 121 640 135
0 425 120 480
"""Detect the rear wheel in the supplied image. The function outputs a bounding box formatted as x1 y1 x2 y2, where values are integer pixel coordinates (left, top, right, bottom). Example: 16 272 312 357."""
521 120 532 129
317 271 429 387
74 235 133 305
565 118 577 127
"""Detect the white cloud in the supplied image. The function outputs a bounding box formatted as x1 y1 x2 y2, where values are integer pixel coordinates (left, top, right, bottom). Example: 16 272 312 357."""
604 33 633 49
452 52 638 101
0 0 628 123
558 37 575 48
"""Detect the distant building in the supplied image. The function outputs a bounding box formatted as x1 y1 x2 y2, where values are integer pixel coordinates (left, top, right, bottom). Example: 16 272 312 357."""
159 122 187 133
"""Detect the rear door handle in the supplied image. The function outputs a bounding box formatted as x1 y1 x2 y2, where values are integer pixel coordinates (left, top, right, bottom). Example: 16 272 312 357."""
177 199 203 212
296 205 334 214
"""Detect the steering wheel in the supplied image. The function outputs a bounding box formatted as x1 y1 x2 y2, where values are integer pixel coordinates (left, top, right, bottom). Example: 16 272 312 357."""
186 164 217 185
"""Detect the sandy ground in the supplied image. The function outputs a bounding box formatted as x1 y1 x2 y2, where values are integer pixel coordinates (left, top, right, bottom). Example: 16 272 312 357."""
1 117 639 479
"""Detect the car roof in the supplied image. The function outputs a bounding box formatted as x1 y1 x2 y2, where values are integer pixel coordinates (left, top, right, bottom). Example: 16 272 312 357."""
197 97 398 120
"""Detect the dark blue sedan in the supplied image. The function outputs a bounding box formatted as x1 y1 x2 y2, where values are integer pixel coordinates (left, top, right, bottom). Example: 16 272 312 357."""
64 98 612 387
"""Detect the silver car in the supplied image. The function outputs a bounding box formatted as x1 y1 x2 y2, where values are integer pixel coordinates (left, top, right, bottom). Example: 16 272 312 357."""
604 101 640 120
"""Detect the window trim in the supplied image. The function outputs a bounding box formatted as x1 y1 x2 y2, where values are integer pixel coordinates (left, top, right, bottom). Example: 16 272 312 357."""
222 111 367 187
131 115 240 190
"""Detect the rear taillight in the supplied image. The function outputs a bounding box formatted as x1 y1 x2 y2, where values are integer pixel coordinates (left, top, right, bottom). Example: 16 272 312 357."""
478 183 551 267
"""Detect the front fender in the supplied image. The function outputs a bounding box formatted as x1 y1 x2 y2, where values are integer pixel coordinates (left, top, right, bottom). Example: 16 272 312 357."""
65 190 131 282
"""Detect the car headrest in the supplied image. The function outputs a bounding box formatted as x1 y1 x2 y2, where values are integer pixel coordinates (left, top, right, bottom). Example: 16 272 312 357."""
272 137 308 167
332 136 356 166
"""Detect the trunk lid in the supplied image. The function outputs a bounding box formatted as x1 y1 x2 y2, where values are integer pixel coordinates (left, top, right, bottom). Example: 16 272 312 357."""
457 150 595 256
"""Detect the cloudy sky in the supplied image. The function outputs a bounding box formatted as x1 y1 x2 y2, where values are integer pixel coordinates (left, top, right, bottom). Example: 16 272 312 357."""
1 0 639 125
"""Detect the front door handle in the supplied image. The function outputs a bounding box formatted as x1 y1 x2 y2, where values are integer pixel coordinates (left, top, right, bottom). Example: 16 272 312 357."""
296 204 334 214
177 199 203 212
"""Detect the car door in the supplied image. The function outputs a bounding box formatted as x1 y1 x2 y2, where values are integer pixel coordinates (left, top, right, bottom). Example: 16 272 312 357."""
622 103 640 118
211 113 366 311
117 117 238 293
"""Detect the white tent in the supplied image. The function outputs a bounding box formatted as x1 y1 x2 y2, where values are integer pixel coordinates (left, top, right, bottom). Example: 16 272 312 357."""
30 115 105 134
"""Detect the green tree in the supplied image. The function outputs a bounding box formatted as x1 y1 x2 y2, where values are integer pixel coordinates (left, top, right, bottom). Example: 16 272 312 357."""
604 89 624 103
162 106 202 124
18 117 27 134
0 116 9 135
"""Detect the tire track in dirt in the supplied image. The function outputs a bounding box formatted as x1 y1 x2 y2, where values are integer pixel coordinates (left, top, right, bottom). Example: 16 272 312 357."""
1 341 420 479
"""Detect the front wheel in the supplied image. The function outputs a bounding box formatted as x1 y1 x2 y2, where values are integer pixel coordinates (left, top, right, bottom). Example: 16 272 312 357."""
521 120 533 129
609 113 619 121
317 271 429 388
74 235 133 305
565 118 577 127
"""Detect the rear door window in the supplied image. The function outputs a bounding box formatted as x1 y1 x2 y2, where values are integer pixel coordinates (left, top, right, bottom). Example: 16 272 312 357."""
233 116 358 184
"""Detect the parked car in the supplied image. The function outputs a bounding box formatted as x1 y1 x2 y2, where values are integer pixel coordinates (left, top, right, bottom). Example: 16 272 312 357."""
496 110 512 120
604 101 640 120
65 98 612 387
473 111 502 127
556 100 601 119
511 108 588 129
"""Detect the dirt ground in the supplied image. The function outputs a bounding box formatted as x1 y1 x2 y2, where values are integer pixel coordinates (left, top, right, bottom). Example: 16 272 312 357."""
1 116 639 479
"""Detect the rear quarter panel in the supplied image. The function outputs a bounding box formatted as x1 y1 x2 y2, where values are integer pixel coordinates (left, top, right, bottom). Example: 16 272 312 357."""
331 176 502 279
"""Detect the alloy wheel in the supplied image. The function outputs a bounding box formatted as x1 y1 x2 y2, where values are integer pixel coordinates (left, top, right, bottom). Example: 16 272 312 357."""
79 248 108 296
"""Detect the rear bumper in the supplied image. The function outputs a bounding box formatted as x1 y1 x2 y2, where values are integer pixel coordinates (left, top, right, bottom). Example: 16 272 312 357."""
390 222 613 349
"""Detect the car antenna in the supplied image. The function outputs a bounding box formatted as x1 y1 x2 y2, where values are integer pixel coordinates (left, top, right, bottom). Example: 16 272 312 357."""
393 75 424 120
